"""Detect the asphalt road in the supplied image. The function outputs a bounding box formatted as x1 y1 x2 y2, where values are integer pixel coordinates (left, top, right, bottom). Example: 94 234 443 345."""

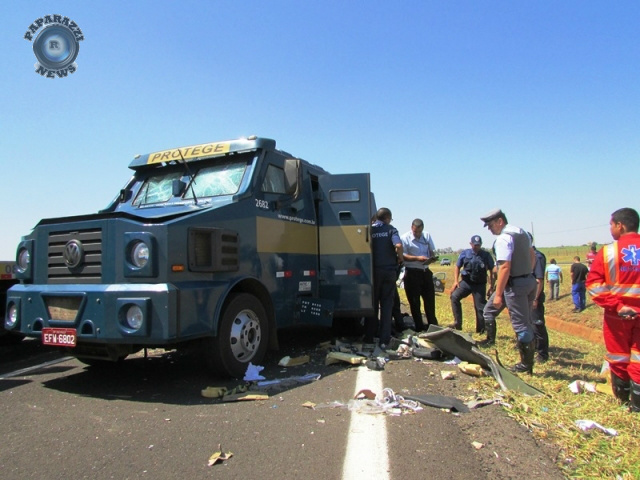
0 328 566 480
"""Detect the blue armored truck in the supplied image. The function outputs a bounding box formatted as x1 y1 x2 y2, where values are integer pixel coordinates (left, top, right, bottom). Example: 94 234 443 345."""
5 137 375 376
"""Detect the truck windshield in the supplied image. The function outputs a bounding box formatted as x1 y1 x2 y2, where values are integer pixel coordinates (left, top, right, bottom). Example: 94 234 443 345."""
132 159 249 206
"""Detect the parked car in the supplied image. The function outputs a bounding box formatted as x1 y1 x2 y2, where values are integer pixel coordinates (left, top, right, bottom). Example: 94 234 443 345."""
440 258 451 266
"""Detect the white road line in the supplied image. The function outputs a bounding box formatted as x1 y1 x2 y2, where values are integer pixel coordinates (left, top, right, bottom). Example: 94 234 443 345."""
341 366 390 480
0 356 74 379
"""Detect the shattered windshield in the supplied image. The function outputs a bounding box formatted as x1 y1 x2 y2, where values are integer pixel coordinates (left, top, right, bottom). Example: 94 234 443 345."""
132 171 182 206
184 161 247 199
132 159 249 206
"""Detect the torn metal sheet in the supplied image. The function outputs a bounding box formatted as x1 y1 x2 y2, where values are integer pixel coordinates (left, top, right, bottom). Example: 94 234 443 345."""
422 325 544 396
404 393 470 413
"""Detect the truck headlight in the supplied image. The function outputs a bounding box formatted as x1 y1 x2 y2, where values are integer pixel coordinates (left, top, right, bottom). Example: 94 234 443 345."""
6 303 18 328
17 248 30 272
125 305 144 330
130 241 149 269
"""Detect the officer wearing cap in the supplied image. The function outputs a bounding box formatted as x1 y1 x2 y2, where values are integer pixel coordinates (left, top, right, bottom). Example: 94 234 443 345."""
479 209 537 374
448 235 495 333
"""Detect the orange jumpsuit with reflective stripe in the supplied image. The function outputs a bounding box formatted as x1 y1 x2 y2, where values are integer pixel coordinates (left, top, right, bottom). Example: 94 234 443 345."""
586 233 640 382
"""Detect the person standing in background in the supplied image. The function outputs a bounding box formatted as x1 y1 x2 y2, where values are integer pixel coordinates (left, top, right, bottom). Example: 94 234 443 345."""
570 256 589 313
401 218 439 331
448 235 495 333
545 259 563 301
586 244 597 267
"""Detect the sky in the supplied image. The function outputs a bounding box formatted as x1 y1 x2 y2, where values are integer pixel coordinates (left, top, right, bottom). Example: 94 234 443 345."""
2 1 639 259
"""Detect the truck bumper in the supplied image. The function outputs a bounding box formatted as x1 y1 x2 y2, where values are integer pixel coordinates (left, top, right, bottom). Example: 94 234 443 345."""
5 283 178 345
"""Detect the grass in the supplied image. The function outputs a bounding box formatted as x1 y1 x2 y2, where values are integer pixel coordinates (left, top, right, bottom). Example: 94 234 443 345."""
405 266 639 479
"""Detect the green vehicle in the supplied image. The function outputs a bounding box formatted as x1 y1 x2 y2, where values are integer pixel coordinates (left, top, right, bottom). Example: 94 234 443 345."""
5 137 375 377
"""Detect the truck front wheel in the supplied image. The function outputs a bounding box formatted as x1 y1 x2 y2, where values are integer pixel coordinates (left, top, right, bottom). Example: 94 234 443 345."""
206 293 269 378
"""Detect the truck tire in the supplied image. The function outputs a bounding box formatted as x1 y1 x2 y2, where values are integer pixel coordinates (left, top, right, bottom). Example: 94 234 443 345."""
207 293 269 378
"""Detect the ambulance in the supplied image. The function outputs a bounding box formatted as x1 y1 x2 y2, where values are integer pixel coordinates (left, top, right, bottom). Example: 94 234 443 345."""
4 137 375 376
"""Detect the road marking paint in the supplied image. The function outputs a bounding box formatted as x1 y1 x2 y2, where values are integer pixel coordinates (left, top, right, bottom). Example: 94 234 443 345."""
341 366 389 480
0 356 73 379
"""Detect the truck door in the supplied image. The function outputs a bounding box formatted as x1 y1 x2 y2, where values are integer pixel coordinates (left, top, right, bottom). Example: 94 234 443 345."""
317 173 373 317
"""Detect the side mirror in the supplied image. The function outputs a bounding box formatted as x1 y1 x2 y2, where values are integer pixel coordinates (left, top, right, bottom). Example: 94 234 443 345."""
283 158 301 197
119 189 132 203
172 179 186 197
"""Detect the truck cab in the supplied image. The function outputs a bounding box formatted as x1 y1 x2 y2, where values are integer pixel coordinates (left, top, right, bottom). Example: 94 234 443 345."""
5 137 375 376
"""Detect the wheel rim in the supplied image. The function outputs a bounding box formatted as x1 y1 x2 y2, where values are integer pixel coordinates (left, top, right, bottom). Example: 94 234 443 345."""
229 309 262 362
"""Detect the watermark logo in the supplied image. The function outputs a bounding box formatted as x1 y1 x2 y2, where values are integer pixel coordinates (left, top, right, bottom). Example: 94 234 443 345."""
24 15 84 79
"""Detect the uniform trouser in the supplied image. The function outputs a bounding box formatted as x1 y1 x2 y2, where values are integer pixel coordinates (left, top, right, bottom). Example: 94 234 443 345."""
365 268 397 344
532 291 549 358
404 268 438 331
603 314 640 383
483 275 537 343
572 282 586 310
450 279 487 332
392 287 405 331
548 279 559 300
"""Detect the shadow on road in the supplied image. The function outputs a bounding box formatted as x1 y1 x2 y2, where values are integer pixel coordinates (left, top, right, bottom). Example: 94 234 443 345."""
38 325 355 405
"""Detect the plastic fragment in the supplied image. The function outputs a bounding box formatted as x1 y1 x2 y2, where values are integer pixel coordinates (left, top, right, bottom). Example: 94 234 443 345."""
458 362 485 377
201 386 228 399
278 355 310 367
441 370 456 380
575 420 618 436
568 380 597 394
243 362 266 381
325 351 366 365
208 444 233 466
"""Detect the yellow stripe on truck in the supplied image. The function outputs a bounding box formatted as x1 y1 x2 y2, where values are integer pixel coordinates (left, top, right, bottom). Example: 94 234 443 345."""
147 141 231 164
319 226 370 255
256 218 370 255
257 217 318 254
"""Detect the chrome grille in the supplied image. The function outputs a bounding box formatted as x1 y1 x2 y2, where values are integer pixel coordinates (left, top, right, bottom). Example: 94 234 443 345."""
48 229 102 283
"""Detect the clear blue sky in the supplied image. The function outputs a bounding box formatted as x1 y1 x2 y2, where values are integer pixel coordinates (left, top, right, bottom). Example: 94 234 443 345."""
3 1 639 259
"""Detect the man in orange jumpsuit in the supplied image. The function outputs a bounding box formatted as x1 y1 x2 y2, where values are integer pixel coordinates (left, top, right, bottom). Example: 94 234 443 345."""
587 207 640 412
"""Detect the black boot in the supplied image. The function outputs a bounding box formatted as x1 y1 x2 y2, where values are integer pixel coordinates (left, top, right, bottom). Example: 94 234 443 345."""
611 373 630 404
510 340 535 374
478 321 496 347
630 381 640 413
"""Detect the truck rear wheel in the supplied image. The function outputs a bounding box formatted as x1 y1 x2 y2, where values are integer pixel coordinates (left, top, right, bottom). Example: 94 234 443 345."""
207 293 269 378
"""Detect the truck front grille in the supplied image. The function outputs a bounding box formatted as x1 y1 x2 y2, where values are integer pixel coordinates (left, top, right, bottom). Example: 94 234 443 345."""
48 229 102 284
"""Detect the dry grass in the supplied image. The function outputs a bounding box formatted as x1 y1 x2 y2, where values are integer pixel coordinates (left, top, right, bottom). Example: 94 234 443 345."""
400 270 639 479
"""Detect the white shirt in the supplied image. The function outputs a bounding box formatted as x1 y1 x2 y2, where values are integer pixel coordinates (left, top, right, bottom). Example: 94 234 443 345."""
401 230 435 269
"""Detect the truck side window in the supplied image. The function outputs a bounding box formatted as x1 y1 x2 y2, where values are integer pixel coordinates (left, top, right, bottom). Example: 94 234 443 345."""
262 164 286 194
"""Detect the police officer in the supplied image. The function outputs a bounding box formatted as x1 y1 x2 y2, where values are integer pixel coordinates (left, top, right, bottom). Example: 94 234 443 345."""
529 233 550 363
479 209 537 374
448 235 495 333
364 208 404 348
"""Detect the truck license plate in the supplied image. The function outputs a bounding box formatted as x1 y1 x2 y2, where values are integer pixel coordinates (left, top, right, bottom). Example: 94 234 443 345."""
42 328 77 347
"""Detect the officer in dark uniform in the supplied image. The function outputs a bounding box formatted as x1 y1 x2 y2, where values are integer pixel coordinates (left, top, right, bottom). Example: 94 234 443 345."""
529 233 550 362
448 235 495 333
365 208 404 348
